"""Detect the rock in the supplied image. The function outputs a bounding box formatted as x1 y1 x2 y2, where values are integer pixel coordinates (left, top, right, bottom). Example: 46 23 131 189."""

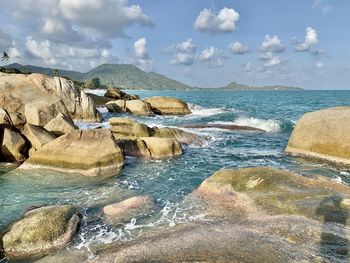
144 96 191 115
1 205 80 259
0 108 12 125
153 127 205 146
286 107 350 167
180 124 265 132
0 73 101 123
125 100 153 116
0 128 27 162
103 196 153 223
106 100 126 113
116 138 151 158
8 112 26 128
104 87 139 101
44 113 78 136
20 129 124 177
109 118 153 138
140 137 183 159
24 99 69 126
88 93 114 107
195 167 350 223
22 124 57 152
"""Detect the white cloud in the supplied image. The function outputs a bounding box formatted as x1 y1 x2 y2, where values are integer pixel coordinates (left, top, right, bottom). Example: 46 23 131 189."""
259 35 285 53
167 38 196 53
315 62 324 68
194 7 240 34
293 27 319 52
42 17 84 43
171 53 195 66
128 37 153 71
243 62 252 73
59 0 153 37
313 0 332 14
199 46 227 67
228 41 250 54
264 56 282 67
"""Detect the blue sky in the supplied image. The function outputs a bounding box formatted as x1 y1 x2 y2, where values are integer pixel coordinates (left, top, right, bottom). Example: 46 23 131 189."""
0 0 349 89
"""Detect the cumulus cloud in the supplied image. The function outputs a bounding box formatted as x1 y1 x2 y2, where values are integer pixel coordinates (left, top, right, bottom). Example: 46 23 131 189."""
313 0 332 14
293 27 319 52
199 46 228 67
42 17 84 43
228 41 250 54
259 35 285 53
194 7 240 34
128 37 153 71
171 53 195 66
243 62 252 73
167 38 196 53
168 38 197 66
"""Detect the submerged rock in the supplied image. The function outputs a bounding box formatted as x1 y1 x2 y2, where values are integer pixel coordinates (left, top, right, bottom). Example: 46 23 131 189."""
103 196 153 223
1 205 80 260
20 129 124 177
286 107 350 167
144 96 191 115
181 123 265 132
44 113 78 136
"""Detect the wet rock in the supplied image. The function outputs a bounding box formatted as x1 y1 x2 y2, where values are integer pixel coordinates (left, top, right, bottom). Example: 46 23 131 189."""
181 123 265 132
1 205 80 260
44 113 78 137
286 106 350 167
20 129 124 177
22 124 57 153
0 127 27 162
103 196 153 223
144 96 191 115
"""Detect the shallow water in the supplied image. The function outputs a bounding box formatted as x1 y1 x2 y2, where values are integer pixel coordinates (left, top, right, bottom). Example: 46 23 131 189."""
1 90 350 260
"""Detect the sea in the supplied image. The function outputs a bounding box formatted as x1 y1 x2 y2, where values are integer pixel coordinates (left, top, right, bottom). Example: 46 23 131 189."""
1 89 350 260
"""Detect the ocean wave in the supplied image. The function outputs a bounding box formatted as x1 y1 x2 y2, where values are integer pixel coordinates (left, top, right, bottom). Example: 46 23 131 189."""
189 104 233 118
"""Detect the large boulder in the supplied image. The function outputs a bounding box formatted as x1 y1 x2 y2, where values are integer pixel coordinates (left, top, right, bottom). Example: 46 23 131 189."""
106 100 126 113
286 107 350 167
140 137 183 159
22 124 57 153
88 93 113 107
0 73 101 123
0 108 12 125
109 118 153 138
125 100 153 116
144 96 191 115
0 128 27 162
20 129 124 177
1 205 80 259
44 113 78 136
153 127 205 146
104 87 139 101
103 196 153 223
195 167 350 223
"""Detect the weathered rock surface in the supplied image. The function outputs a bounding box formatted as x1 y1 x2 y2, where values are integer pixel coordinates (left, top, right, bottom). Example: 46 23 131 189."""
140 137 183 159
181 123 265 132
1 205 80 259
22 124 57 152
20 129 124 177
0 128 27 162
0 73 101 124
106 100 125 113
8 112 26 128
109 118 153 138
87 93 113 107
144 96 191 115
44 113 78 136
103 196 153 223
153 127 205 146
0 108 12 125
104 87 139 101
286 107 350 167
125 100 153 116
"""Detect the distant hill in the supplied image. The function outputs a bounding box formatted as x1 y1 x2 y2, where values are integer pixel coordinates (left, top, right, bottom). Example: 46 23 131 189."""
218 81 302 91
8 63 302 90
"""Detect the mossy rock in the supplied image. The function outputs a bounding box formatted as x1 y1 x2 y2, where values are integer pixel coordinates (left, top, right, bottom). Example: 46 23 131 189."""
1 205 80 259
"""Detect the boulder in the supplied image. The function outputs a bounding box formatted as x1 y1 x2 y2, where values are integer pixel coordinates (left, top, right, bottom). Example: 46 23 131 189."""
106 100 126 113
1 205 80 259
20 129 124 177
144 96 191 115
109 118 153 138
153 127 205 146
0 108 12 125
286 107 350 167
22 124 57 152
44 113 78 136
0 73 101 123
24 99 69 126
87 93 113 107
116 138 151 158
125 100 153 116
140 137 183 159
104 87 139 101
103 196 153 223
195 167 350 223
0 128 27 162
8 112 26 128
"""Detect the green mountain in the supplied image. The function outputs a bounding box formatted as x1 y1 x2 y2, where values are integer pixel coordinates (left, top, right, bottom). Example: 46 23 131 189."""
218 81 302 91
8 63 302 90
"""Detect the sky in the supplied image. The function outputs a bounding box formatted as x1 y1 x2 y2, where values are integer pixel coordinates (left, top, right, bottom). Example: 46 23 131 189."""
0 0 349 90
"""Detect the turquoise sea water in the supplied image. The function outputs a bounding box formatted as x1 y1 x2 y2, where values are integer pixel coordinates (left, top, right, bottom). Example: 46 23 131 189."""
1 90 350 259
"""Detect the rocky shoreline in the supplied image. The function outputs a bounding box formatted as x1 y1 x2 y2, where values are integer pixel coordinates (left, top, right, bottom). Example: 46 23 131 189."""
1 72 350 262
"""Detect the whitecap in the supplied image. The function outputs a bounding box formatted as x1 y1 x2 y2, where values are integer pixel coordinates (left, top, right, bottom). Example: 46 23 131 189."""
212 117 282 133
189 104 233 118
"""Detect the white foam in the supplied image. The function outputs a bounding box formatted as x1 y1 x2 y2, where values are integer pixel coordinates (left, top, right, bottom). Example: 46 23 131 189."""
213 117 282 133
85 89 106 96
189 104 232 118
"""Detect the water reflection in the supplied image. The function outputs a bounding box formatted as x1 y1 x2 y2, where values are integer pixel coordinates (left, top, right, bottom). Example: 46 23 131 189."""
316 195 349 262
